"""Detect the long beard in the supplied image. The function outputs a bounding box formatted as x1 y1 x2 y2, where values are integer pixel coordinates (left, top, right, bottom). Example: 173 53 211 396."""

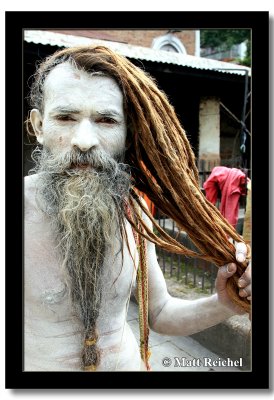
31 146 131 368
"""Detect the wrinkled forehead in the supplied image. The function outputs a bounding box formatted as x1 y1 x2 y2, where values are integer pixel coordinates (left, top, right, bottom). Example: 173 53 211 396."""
44 61 105 84
44 61 122 94
43 62 124 105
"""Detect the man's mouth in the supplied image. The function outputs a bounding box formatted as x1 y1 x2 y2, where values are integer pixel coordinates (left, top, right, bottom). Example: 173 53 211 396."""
71 163 91 170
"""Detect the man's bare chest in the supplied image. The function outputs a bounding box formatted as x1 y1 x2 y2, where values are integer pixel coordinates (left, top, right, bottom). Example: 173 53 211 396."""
24 206 138 323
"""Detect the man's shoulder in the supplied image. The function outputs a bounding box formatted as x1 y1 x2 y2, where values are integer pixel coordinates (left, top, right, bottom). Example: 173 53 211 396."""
24 174 39 204
24 174 38 190
136 196 153 230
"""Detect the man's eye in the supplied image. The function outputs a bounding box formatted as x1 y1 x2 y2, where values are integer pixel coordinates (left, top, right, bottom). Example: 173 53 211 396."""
56 115 75 122
96 117 117 124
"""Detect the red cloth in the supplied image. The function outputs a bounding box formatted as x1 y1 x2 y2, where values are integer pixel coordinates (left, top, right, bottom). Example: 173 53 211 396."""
203 166 246 228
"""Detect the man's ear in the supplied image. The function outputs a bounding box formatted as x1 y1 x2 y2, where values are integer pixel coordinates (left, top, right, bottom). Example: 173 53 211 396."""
30 109 44 145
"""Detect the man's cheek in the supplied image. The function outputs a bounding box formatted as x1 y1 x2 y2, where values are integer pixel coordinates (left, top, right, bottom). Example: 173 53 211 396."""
43 124 70 148
107 132 126 156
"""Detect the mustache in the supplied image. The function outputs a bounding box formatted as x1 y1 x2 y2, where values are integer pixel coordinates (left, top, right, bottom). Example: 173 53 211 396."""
31 146 126 175
65 149 118 170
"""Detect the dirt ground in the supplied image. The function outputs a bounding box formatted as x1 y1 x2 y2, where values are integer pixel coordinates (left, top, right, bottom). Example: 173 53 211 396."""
164 274 213 300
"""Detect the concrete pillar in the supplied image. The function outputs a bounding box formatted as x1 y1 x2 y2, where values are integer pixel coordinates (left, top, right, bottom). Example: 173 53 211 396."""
198 97 220 167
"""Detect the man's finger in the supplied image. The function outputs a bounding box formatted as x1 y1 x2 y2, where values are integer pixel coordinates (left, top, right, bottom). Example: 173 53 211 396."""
216 263 237 290
239 284 251 297
223 263 237 276
235 242 247 263
238 262 251 288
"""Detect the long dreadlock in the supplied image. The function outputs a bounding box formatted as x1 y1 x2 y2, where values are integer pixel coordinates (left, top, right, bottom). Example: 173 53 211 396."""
27 45 251 368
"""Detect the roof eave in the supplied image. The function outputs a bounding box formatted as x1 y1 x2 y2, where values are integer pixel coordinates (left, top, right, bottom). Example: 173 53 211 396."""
24 30 251 77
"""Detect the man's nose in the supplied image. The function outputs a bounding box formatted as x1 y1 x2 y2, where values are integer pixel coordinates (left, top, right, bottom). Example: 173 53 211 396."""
71 119 99 152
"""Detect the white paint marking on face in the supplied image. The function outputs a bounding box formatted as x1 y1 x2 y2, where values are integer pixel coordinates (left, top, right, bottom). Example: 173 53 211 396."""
37 62 127 157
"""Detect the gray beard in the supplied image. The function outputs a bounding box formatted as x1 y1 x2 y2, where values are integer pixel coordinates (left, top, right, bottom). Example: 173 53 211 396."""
31 146 131 367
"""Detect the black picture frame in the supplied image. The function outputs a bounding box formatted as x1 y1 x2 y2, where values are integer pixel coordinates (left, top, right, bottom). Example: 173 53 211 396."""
5 10 269 390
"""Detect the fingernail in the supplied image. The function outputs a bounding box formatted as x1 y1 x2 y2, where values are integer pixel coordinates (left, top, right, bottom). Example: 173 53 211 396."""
237 253 245 263
226 264 234 273
238 279 245 287
239 288 248 297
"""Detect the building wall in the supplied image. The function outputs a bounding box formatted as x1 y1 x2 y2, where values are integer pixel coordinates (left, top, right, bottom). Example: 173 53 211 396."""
198 97 220 164
49 29 196 55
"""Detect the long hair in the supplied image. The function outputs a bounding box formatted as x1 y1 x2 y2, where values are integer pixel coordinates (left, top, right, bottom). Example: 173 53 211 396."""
27 45 250 318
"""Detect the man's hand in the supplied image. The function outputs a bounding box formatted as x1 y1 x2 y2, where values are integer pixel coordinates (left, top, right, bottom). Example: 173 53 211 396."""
215 242 251 314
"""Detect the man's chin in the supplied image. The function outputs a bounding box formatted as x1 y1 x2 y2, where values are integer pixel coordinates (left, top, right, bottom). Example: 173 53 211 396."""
70 163 92 170
68 163 108 175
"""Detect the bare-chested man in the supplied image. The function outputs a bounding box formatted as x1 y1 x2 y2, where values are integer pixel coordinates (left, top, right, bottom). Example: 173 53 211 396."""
24 45 251 372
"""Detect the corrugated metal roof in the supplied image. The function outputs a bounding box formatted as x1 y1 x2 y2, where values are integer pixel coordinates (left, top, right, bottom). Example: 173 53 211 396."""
24 30 251 77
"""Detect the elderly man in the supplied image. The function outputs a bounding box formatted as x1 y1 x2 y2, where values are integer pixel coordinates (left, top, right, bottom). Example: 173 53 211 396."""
25 45 251 372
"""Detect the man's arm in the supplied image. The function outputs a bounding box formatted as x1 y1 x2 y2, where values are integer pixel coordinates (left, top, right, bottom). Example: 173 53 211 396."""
146 237 236 336
141 208 250 336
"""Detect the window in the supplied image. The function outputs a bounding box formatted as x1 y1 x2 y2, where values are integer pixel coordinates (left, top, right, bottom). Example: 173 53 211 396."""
152 33 187 54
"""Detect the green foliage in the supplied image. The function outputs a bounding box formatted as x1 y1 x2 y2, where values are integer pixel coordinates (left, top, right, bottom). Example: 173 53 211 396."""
200 29 250 49
200 29 251 67
240 39 251 66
